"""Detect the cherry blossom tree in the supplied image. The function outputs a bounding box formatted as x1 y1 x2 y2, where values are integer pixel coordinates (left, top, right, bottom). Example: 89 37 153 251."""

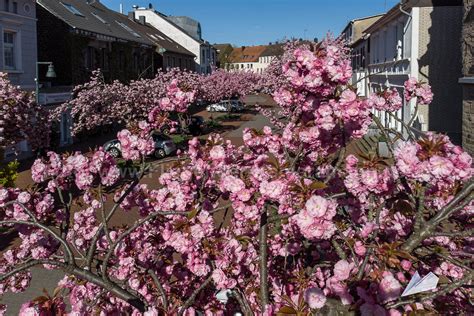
0 73 50 187
0 73 50 151
199 69 261 103
0 37 472 315
58 68 262 136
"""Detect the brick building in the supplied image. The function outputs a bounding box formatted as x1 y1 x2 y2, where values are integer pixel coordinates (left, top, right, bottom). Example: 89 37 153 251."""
461 0 474 155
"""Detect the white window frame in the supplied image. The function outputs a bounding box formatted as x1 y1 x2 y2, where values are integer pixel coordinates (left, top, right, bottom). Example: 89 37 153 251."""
2 28 21 71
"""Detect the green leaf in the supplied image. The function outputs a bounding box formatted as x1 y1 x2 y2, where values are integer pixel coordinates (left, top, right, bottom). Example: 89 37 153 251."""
187 207 199 220
277 306 297 315
309 181 327 191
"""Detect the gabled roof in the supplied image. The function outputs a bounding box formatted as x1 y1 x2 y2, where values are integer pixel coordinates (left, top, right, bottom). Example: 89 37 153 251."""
229 46 267 63
113 12 195 56
135 8 206 45
37 0 153 46
260 44 284 57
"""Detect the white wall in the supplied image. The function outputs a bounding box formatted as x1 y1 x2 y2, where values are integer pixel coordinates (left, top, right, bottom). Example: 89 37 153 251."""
134 9 204 72
366 10 423 135
0 0 37 90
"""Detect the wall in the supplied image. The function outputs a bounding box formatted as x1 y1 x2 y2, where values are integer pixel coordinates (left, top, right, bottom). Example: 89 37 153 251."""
163 51 195 71
0 0 37 90
418 5 463 144
37 5 154 86
135 10 202 72
461 0 474 155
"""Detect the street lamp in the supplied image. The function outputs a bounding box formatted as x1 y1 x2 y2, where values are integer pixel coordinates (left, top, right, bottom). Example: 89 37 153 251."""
35 62 56 104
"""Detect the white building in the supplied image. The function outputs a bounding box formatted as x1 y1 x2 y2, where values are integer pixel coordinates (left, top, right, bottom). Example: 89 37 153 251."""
255 44 284 74
340 15 384 97
228 44 284 74
0 0 37 90
364 0 463 143
134 7 215 74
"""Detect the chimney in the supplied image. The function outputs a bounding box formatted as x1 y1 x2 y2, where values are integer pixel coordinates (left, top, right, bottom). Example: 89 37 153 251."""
128 11 135 21
139 16 146 25
119 3 123 14
148 3 153 9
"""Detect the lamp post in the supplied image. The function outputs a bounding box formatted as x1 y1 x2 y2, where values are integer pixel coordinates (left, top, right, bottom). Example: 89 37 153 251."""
35 62 56 104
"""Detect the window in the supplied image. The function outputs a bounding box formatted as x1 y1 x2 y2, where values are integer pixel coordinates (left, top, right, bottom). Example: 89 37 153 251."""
3 31 16 69
12 1 17 13
116 21 141 38
61 2 84 17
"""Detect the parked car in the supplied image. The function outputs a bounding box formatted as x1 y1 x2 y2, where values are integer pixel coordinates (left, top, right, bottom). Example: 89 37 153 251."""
189 115 205 136
104 133 177 159
207 100 244 112
228 99 245 111
207 101 230 112
160 115 204 136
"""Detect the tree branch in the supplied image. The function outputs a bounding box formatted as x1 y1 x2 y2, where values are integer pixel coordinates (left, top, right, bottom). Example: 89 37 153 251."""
259 208 269 307
178 274 213 316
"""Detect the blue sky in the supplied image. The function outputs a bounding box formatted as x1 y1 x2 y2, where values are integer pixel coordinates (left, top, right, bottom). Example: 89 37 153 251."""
102 0 399 46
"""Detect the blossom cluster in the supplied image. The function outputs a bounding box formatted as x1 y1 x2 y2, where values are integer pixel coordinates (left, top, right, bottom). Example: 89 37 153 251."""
31 150 120 190
368 87 403 112
0 73 50 151
404 77 434 105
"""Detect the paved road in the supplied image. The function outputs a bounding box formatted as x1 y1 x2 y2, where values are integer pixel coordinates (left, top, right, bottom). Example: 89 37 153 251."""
2 268 64 314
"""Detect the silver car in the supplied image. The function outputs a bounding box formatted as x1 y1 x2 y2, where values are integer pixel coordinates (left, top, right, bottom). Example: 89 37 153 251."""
104 133 176 159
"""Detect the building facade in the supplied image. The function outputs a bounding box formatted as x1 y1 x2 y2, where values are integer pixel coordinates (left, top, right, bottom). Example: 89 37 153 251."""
226 44 284 74
255 44 284 74
134 7 215 74
123 12 195 72
36 0 158 147
228 45 267 72
364 0 463 143
461 0 473 155
340 15 383 97
0 0 37 90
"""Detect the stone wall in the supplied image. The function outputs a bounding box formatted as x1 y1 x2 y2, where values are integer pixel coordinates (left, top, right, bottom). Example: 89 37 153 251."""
462 0 474 156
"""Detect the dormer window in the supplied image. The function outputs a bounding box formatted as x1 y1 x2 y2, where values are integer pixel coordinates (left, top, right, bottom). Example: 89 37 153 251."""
61 2 84 17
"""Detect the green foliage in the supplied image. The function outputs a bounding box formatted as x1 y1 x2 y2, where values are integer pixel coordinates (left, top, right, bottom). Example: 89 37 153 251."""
205 120 223 130
171 134 190 146
0 160 19 188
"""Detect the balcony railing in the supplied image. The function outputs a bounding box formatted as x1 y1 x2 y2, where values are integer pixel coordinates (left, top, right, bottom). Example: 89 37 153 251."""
368 58 410 76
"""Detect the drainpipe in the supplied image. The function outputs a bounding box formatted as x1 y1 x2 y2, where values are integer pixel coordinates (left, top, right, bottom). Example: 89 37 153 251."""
399 2 412 35
399 1 421 133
